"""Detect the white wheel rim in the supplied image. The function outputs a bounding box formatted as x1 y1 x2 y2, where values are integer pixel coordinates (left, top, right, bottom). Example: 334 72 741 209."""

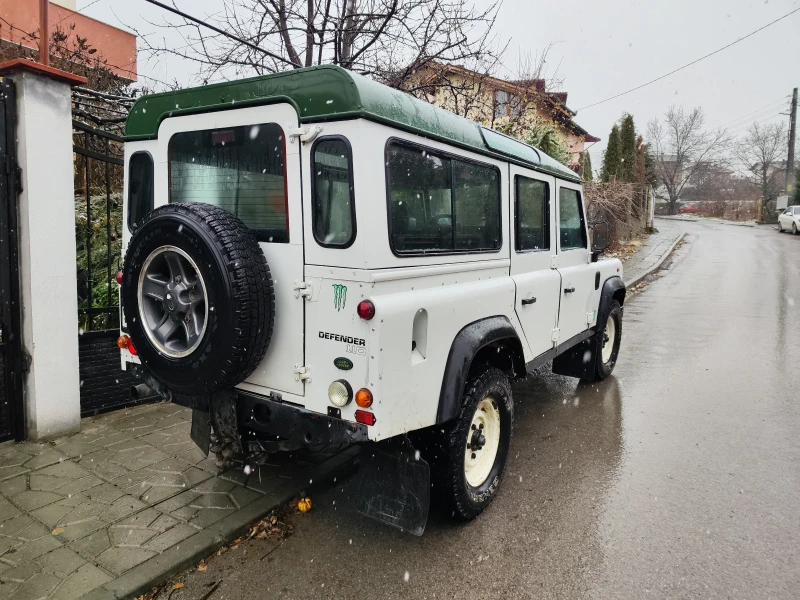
464 396 502 488
602 317 616 364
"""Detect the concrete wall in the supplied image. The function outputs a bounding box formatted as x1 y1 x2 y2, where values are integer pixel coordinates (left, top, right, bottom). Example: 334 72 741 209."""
11 68 82 439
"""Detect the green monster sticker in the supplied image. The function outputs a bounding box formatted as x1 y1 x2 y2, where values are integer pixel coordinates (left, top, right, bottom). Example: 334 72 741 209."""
332 284 347 311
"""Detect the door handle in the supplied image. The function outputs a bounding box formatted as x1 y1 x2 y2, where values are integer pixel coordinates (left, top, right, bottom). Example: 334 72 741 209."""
521 297 537 305
564 287 575 294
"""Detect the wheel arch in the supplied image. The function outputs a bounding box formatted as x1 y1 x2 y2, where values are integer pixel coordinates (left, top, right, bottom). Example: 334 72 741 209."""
436 316 525 424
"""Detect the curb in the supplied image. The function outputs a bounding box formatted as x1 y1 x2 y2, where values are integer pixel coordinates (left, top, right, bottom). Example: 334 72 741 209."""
94 446 361 600
656 215 698 222
624 232 686 290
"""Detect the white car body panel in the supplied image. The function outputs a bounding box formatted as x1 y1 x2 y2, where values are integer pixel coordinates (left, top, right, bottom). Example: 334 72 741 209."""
121 107 624 442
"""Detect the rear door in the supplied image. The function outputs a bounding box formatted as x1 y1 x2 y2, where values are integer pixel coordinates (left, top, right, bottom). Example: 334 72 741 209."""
555 181 595 344
162 104 305 397
509 166 561 358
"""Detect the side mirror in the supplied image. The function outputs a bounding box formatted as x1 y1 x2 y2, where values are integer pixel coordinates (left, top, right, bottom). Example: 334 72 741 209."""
590 221 609 258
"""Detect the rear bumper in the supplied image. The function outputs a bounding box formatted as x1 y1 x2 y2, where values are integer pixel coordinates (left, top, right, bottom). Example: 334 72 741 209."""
238 390 370 453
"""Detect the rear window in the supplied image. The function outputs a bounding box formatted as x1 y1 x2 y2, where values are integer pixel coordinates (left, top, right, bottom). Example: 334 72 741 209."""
312 137 355 247
386 141 501 254
127 152 154 231
168 123 288 242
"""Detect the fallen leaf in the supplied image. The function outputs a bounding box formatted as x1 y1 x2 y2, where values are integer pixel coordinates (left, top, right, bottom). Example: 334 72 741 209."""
51 528 64 536
197 563 207 572
172 582 184 590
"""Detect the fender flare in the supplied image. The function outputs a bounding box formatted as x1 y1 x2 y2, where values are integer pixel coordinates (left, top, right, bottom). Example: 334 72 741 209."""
436 316 524 424
597 275 626 329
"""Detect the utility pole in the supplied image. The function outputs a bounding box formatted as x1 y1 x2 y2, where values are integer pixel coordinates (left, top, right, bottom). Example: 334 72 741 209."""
787 87 797 198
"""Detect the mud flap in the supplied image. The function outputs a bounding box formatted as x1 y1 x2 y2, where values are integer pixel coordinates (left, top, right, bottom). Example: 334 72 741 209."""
190 409 211 456
355 446 430 536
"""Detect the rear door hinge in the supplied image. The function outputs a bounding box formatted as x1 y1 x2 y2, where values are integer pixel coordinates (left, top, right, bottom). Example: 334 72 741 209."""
293 280 313 299
293 364 312 383
551 328 560 343
550 255 559 269
287 125 322 144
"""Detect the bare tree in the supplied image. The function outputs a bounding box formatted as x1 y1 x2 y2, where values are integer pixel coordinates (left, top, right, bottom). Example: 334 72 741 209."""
647 106 728 215
732 122 787 221
135 0 503 87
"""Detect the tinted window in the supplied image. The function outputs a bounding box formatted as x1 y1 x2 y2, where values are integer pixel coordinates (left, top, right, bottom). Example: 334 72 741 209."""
169 123 288 242
127 152 153 231
387 142 500 254
515 176 549 251
312 138 355 247
559 188 587 250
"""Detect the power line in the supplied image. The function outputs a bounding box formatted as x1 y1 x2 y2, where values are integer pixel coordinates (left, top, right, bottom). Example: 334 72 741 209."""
717 96 790 129
577 7 800 111
140 0 300 68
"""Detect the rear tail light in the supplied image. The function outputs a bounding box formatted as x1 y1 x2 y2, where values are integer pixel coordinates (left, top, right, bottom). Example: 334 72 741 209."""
357 299 375 320
115 270 123 285
355 410 376 426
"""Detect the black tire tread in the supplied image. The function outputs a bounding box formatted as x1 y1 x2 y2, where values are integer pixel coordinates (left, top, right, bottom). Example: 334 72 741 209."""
124 202 274 394
435 366 513 521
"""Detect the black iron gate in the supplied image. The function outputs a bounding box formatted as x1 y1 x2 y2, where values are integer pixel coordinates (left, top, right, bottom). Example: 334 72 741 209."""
73 119 149 416
0 79 24 442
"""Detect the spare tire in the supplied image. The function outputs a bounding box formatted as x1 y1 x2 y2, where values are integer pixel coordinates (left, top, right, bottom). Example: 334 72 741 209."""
121 202 274 396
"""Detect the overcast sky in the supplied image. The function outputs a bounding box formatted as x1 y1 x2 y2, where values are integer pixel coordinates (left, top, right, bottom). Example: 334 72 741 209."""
78 0 800 165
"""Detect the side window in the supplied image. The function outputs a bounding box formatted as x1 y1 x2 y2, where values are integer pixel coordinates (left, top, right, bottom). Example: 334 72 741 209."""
127 152 154 231
386 141 500 254
515 176 549 251
558 187 587 250
312 137 355 247
168 123 288 243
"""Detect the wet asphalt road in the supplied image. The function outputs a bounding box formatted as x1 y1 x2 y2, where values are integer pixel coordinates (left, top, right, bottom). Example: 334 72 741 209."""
168 221 800 599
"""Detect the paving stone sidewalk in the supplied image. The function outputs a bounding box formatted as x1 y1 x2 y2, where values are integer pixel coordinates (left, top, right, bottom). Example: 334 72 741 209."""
0 402 354 599
622 218 687 287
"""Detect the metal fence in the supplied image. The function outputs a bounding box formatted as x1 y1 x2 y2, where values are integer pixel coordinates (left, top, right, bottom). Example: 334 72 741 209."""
73 119 124 331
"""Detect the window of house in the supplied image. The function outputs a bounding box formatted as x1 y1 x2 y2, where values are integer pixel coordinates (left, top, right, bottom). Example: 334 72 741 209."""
494 90 520 118
312 137 355 247
127 152 154 231
168 123 288 242
515 176 549 251
386 141 501 254
494 90 508 118
558 188 587 250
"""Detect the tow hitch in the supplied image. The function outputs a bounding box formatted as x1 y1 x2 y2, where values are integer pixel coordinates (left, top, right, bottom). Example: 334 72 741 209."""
354 443 431 536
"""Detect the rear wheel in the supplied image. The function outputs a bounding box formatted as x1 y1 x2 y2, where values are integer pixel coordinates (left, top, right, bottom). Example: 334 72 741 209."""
432 367 513 520
793 223 798 235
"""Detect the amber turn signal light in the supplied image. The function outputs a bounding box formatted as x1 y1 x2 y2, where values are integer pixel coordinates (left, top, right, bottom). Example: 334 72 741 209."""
355 388 373 408
117 335 137 355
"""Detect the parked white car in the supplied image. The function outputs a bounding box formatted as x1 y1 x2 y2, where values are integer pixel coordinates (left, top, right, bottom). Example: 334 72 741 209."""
778 205 800 234
117 66 624 534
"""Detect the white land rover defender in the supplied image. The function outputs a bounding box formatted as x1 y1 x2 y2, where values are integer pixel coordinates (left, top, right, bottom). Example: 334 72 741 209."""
118 66 624 535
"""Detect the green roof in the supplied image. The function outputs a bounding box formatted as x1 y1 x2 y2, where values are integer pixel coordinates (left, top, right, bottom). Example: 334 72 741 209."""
125 65 579 181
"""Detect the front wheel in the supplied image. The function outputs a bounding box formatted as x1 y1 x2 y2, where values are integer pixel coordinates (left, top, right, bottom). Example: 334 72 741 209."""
590 300 623 381
793 223 798 235
433 367 513 521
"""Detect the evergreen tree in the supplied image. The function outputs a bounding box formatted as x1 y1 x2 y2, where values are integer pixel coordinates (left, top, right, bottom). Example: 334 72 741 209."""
601 124 622 182
581 151 593 182
619 114 637 182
